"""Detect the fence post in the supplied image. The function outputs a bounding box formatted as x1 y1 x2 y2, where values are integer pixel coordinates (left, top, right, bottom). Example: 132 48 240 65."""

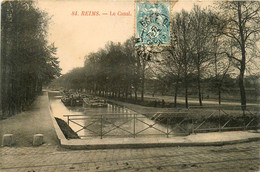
101 115 103 139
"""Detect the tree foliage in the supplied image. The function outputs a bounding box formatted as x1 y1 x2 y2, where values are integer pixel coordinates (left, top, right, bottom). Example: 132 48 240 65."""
1 1 61 118
50 2 260 108
55 38 138 99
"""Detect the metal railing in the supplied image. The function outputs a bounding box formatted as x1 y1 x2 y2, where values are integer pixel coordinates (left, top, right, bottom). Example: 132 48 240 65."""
63 106 260 139
188 105 259 133
64 112 191 138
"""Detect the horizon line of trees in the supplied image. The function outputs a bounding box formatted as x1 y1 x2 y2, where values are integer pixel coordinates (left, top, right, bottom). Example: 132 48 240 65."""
1 1 61 119
51 1 260 108
55 38 142 101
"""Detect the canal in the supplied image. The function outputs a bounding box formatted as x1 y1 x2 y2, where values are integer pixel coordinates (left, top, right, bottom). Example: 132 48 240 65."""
48 91 169 139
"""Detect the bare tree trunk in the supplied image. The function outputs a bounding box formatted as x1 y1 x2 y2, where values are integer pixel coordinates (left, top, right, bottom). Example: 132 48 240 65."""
141 61 145 101
118 90 120 98
218 86 221 105
185 86 188 108
174 73 180 108
184 67 189 108
238 3 246 110
134 89 138 101
174 85 178 107
125 88 128 99
129 90 132 99
174 86 178 108
239 66 246 109
197 58 203 106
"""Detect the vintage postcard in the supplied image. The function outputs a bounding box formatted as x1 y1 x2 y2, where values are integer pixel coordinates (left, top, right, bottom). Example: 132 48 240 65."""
1 0 259 171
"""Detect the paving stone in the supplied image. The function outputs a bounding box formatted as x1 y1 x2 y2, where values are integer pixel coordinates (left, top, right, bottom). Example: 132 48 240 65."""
0 141 259 171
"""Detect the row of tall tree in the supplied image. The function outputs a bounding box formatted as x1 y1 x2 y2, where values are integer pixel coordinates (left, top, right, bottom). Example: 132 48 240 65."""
52 1 260 108
150 2 260 108
56 38 144 101
1 1 61 119
172 1 260 106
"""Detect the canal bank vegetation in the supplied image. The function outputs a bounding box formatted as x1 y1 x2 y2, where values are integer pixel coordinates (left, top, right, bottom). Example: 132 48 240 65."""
50 2 260 110
1 1 61 119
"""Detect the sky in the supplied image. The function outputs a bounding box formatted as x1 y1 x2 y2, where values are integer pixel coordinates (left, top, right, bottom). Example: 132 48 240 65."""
37 0 213 74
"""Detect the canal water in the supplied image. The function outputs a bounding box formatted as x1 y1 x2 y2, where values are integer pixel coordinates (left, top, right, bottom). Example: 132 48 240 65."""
48 91 169 139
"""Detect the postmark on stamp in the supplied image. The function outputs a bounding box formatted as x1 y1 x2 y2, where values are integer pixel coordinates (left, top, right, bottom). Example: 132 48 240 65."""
136 1 171 46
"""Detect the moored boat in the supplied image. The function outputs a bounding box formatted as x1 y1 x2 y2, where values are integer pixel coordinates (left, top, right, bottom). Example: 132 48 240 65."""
83 97 108 108
61 94 83 106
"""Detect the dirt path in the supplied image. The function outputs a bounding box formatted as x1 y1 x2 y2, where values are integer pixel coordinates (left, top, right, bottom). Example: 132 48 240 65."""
0 91 59 147
143 94 260 106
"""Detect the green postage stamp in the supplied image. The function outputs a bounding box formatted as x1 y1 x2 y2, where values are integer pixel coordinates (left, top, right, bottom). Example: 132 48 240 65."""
136 1 171 46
